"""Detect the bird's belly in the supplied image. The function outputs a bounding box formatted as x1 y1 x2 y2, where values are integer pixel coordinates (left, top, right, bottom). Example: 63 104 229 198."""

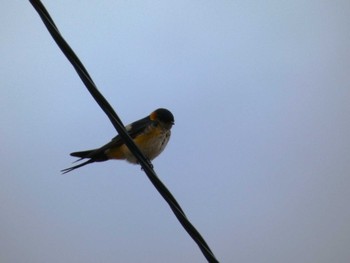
123 131 171 164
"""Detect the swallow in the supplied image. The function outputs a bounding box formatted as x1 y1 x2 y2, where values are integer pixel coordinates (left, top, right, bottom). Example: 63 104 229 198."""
61 108 174 174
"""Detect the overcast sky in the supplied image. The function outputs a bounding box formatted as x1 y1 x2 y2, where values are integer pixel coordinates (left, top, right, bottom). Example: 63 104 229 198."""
1 1 350 262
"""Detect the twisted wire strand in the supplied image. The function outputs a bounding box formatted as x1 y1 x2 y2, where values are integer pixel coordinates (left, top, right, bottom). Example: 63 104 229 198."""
29 1 219 262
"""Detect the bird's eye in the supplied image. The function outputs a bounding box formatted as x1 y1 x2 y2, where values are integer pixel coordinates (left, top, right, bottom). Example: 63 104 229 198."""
152 121 158 127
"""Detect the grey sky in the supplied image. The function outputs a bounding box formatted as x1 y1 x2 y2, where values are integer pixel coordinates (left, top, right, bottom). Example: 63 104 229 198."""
1 1 350 262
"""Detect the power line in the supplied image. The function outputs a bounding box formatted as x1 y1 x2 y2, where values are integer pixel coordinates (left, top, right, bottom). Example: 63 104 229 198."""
29 1 219 262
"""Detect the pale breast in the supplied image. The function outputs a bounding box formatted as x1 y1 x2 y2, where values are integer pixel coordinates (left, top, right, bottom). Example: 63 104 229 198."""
124 130 171 164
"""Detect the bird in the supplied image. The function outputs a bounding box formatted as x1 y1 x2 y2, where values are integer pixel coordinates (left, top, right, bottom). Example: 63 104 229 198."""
61 108 174 174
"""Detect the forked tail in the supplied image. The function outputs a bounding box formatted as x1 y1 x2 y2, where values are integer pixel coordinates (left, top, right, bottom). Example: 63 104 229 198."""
61 149 108 174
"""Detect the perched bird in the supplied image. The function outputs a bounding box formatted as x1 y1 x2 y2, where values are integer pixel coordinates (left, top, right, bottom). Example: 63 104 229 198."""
61 108 174 174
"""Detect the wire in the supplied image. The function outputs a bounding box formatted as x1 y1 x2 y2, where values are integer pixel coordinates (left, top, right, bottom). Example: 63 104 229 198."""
29 1 219 262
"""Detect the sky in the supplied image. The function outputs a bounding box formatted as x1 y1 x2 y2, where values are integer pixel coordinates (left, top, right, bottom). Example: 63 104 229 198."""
1 1 350 262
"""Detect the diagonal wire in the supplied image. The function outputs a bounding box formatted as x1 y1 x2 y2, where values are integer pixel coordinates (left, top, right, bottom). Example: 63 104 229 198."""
29 1 219 262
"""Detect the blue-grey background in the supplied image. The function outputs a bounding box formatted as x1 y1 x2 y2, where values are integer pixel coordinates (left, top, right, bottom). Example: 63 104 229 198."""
1 1 349 262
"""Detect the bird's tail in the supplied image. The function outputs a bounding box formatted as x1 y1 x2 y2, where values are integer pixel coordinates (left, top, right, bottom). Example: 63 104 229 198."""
61 158 96 174
61 149 108 174
70 149 96 159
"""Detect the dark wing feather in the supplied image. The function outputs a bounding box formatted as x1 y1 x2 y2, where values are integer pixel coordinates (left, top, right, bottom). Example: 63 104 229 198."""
62 116 151 173
85 115 151 156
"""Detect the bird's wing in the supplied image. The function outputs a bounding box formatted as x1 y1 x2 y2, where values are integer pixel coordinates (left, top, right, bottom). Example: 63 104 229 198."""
71 116 152 159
